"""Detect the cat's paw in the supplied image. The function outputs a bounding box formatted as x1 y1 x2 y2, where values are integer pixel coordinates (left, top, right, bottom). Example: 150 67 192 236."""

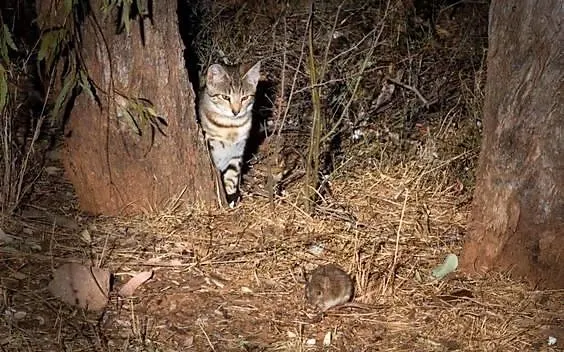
226 192 240 208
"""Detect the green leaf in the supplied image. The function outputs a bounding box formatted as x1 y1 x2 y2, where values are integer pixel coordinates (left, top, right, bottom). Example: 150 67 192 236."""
121 0 131 35
52 74 77 120
38 28 68 73
0 64 8 111
0 40 8 63
145 106 157 117
431 254 459 280
135 0 147 16
125 108 142 135
2 24 18 51
38 30 57 62
63 0 74 18
78 69 96 101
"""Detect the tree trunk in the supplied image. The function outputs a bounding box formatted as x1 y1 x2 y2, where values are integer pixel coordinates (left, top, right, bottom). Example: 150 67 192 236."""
38 0 216 215
461 0 564 288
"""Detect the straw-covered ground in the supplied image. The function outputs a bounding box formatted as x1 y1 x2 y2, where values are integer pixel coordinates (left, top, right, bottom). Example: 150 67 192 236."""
1 0 563 351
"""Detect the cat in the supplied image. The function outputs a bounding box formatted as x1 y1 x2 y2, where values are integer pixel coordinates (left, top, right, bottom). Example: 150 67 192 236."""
198 61 261 207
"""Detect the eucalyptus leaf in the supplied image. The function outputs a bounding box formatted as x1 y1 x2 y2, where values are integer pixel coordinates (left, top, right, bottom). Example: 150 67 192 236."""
145 106 157 117
2 24 18 51
0 40 7 63
52 74 77 120
121 0 132 35
63 0 74 18
135 0 147 16
126 108 142 135
431 254 458 280
78 69 96 101
0 65 8 111
38 30 57 62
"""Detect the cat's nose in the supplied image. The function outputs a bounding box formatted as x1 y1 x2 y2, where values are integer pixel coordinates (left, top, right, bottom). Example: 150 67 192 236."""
231 103 241 116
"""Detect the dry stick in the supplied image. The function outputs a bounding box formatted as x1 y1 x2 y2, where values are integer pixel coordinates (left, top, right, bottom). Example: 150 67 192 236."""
307 0 343 200
264 127 276 210
315 155 353 196
273 16 287 137
198 319 216 351
293 77 347 94
386 76 430 107
164 184 188 213
266 16 289 211
1 96 12 212
412 149 475 187
262 52 305 211
281 196 313 220
320 35 376 143
304 2 323 213
97 230 111 268
14 121 46 207
327 27 377 65
12 66 55 211
130 299 138 339
278 19 308 139
321 0 391 144
319 0 345 82
384 187 409 296
49 222 56 275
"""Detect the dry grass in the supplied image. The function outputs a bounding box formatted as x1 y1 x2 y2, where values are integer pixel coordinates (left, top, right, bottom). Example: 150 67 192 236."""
1 0 563 351
1 156 562 351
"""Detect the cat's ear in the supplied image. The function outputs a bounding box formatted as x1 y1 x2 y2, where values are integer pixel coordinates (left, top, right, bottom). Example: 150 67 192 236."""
207 64 228 86
243 61 261 87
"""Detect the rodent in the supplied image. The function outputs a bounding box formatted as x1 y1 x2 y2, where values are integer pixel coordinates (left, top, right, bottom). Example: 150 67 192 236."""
305 264 354 312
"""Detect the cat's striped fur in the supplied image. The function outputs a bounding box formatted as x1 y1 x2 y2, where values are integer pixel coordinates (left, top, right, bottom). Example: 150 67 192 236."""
199 62 261 207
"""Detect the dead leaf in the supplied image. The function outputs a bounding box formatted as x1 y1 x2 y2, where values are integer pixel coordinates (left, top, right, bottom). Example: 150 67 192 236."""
13 311 27 320
48 263 110 311
0 228 17 244
80 229 91 243
374 69 403 110
44 166 61 175
118 271 153 297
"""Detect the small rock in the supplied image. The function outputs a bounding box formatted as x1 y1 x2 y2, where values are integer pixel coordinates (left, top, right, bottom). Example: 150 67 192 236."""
80 229 91 243
305 338 316 345
323 331 333 346
13 311 27 320
241 286 253 293
44 166 61 176
46 149 61 161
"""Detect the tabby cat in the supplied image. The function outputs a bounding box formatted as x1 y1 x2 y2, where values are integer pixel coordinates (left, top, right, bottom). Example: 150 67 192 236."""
199 62 261 207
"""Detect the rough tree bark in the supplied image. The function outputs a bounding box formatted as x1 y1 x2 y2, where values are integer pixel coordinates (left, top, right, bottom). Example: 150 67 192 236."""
461 0 564 288
38 0 216 214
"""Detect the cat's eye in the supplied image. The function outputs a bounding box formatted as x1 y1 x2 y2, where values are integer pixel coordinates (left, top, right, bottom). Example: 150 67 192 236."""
241 95 253 101
220 94 230 101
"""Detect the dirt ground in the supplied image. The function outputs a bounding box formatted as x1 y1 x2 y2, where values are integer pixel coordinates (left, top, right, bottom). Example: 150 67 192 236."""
1 0 563 351
2 147 563 351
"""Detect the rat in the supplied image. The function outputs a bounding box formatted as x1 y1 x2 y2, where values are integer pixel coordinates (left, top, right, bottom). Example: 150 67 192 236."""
305 264 354 312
